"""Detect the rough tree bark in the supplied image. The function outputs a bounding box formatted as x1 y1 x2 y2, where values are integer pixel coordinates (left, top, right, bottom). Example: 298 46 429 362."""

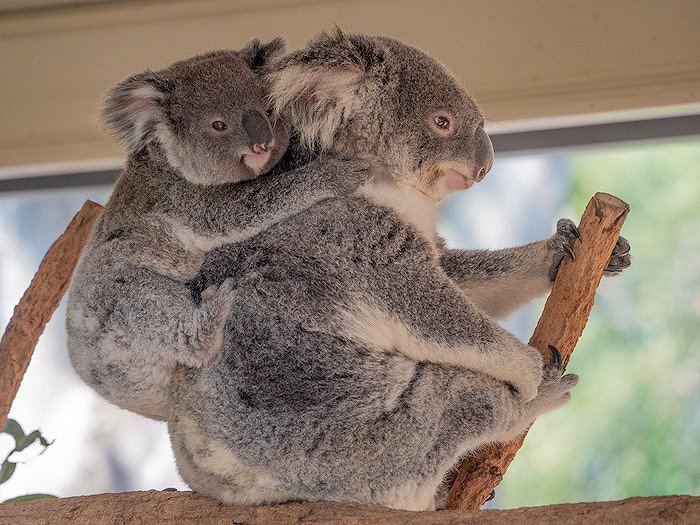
0 491 698 525
445 192 630 510
0 200 103 431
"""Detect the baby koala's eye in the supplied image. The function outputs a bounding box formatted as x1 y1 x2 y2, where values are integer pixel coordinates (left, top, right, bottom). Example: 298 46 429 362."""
212 120 228 131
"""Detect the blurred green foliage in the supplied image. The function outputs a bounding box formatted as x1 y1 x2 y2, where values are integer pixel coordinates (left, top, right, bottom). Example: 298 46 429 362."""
496 140 700 508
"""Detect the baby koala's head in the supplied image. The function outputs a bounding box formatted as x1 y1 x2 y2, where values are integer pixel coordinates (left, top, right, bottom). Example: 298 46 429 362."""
102 39 289 185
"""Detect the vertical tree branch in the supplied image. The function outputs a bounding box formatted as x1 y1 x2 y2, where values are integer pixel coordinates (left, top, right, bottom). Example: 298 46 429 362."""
446 192 630 510
0 200 103 430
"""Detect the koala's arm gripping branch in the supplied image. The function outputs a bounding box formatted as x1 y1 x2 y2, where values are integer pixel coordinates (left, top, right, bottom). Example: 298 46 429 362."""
0 200 102 430
445 192 630 510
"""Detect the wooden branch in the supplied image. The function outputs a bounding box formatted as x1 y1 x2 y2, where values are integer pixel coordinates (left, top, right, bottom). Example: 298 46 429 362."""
0 200 103 430
446 192 630 510
0 492 696 525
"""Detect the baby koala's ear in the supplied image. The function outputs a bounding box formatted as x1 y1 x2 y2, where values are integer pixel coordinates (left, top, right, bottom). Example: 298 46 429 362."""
239 37 287 72
101 70 172 152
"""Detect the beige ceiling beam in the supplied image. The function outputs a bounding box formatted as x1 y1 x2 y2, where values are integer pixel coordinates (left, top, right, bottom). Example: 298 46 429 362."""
1 0 699 170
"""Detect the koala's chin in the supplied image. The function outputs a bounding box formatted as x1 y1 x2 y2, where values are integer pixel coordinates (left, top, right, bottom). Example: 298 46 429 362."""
241 148 273 177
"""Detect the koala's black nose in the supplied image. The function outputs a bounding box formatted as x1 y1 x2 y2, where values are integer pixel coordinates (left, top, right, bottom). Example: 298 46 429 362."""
474 126 494 182
243 111 274 152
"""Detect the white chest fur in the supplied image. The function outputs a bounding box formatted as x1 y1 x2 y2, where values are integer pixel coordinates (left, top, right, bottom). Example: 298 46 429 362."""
360 180 439 244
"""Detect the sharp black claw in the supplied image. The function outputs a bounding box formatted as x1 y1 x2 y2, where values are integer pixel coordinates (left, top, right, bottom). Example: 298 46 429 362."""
615 237 631 256
548 345 562 368
606 258 631 272
486 490 496 502
572 225 582 241
563 244 575 261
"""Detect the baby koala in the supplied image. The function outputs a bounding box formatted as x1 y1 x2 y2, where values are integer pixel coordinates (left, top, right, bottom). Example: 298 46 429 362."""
66 38 369 420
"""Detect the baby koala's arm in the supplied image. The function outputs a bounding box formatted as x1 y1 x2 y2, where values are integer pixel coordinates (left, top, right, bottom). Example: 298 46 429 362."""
440 219 631 320
199 155 371 242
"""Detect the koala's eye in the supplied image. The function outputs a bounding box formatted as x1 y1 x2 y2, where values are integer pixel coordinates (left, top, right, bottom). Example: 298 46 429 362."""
212 120 228 131
429 112 455 136
434 115 450 129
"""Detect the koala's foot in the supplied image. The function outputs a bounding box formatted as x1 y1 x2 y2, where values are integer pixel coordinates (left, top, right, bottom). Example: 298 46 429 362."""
548 218 580 281
492 346 577 443
525 345 579 418
503 344 545 403
182 277 237 367
604 236 631 275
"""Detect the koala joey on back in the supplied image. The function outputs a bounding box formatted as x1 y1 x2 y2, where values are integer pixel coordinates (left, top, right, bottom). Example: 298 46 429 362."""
167 30 630 510
66 38 371 421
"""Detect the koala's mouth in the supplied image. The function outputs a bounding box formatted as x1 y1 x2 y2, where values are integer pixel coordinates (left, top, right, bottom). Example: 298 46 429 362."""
240 144 274 175
440 161 487 191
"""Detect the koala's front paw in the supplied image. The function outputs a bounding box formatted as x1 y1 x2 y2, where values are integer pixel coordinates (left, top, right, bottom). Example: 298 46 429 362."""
604 236 631 275
547 218 580 281
524 345 579 418
322 154 373 195
505 345 545 403
548 218 632 280
188 278 237 365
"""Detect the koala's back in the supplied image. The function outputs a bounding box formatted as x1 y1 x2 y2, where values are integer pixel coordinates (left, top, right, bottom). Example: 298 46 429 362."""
66 155 204 418
168 196 510 508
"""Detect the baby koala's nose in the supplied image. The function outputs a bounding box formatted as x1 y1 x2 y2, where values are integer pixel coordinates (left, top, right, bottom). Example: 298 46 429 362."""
243 111 274 152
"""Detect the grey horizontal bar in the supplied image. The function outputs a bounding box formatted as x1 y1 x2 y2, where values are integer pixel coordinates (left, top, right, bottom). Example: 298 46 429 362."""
1 114 698 193
0 169 120 193
491 114 700 154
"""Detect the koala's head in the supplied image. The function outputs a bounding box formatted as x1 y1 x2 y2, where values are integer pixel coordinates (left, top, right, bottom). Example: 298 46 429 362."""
102 38 289 185
268 30 493 201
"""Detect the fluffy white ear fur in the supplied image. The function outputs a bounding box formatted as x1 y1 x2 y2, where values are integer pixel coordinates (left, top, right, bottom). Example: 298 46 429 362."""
101 74 166 152
268 64 365 151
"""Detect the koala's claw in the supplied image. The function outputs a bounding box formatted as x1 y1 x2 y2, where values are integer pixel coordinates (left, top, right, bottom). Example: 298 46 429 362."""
562 244 575 262
605 236 632 275
612 236 631 256
558 218 581 242
548 345 562 370
542 345 565 383
548 218 581 281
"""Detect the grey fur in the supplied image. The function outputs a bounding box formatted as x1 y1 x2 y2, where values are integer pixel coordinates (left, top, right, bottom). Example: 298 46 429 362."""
66 40 371 421
166 31 619 510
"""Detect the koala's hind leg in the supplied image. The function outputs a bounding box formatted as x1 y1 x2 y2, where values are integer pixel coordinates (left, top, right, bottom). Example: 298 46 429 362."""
343 264 544 402
69 263 237 419
371 360 577 510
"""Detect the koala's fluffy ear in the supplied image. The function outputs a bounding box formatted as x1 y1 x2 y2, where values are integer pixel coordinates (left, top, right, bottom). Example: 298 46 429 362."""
267 28 383 150
101 71 172 152
239 37 287 72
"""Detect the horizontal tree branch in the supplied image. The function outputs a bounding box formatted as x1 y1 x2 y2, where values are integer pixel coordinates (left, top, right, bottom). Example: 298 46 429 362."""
0 492 697 525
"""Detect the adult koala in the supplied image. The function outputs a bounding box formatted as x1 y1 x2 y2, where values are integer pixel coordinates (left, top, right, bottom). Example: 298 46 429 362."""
168 31 628 510
66 39 369 421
